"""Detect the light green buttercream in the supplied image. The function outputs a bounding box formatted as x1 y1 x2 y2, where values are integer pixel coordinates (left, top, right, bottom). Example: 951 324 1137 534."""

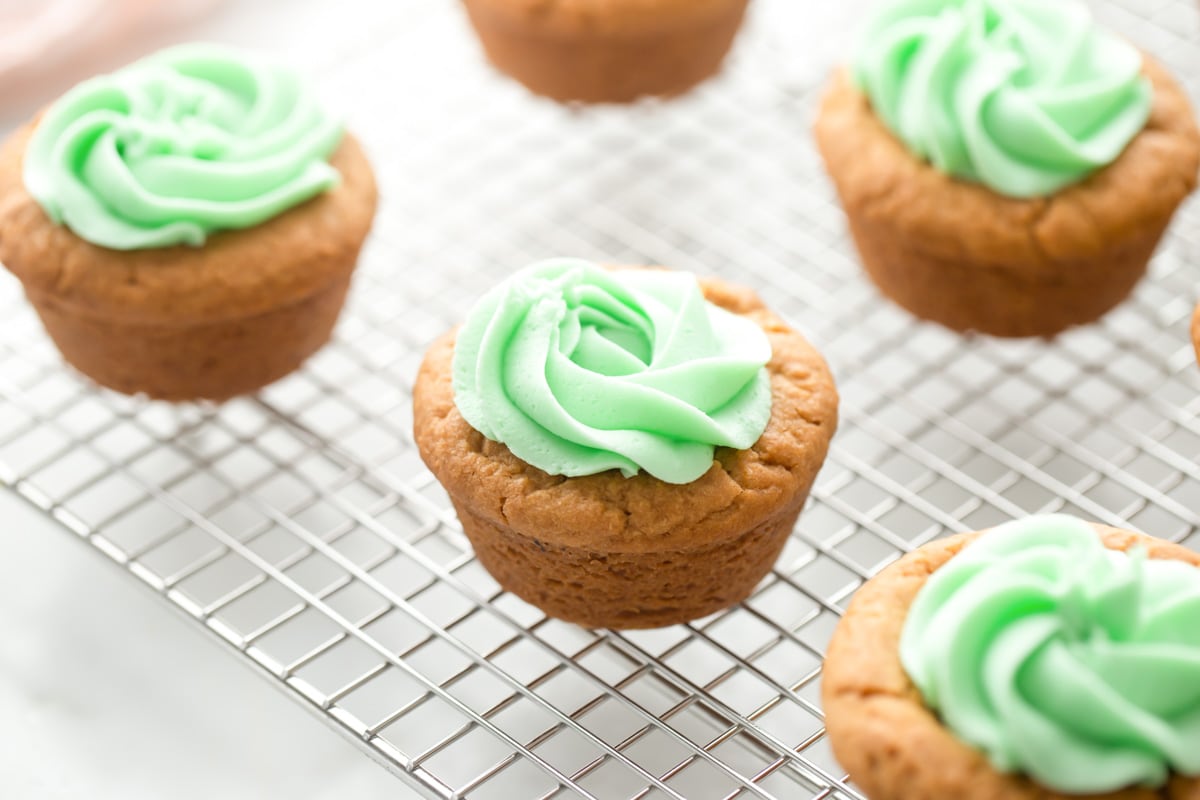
451 260 773 485
901 514 1200 794
854 0 1152 198
24 44 342 250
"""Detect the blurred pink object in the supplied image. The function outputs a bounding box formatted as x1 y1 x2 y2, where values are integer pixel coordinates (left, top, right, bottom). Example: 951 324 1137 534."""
0 0 222 121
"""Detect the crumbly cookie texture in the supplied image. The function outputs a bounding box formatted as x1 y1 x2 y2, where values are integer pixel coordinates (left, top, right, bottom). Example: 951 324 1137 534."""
0 122 377 400
413 276 838 628
822 526 1200 800
815 58 1200 338
462 0 749 103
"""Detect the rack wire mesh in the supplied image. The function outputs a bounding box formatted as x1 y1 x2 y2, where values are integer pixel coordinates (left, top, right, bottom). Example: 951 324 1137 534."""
2 1 1200 798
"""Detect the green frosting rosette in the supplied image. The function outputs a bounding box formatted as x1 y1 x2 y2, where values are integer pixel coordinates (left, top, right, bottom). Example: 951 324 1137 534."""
451 260 774 485
854 0 1153 198
24 44 342 250
901 514 1200 794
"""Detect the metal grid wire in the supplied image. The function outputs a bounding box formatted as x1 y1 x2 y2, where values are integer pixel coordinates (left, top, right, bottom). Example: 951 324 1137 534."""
3 1 1200 797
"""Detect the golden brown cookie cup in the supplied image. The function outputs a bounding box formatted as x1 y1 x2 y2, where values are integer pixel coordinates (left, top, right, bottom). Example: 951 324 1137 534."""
1192 303 1200 370
0 123 378 402
815 59 1200 339
461 0 750 103
821 526 1200 800
413 275 838 629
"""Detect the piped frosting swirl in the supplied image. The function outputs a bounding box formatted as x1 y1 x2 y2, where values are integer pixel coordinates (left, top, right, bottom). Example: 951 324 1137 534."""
24 44 342 250
854 0 1152 198
901 514 1200 793
451 260 773 485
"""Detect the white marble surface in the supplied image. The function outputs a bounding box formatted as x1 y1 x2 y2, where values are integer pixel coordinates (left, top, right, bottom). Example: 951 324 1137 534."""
0 491 421 799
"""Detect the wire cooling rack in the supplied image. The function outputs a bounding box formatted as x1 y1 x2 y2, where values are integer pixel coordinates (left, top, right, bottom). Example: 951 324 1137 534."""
3 1 1200 798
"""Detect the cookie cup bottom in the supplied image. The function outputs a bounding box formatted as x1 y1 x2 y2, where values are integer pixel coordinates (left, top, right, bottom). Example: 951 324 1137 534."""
846 214 1165 338
25 274 352 402
462 0 749 103
449 485 809 630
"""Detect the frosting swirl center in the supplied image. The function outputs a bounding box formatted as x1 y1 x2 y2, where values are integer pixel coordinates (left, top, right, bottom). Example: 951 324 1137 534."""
24 44 343 250
854 0 1152 197
901 515 1200 793
452 260 773 485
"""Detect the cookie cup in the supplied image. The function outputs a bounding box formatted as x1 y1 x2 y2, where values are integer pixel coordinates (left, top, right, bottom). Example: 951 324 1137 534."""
0 122 378 401
821 526 1200 800
815 59 1200 338
462 0 750 103
1192 303 1200 369
413 276 838 629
